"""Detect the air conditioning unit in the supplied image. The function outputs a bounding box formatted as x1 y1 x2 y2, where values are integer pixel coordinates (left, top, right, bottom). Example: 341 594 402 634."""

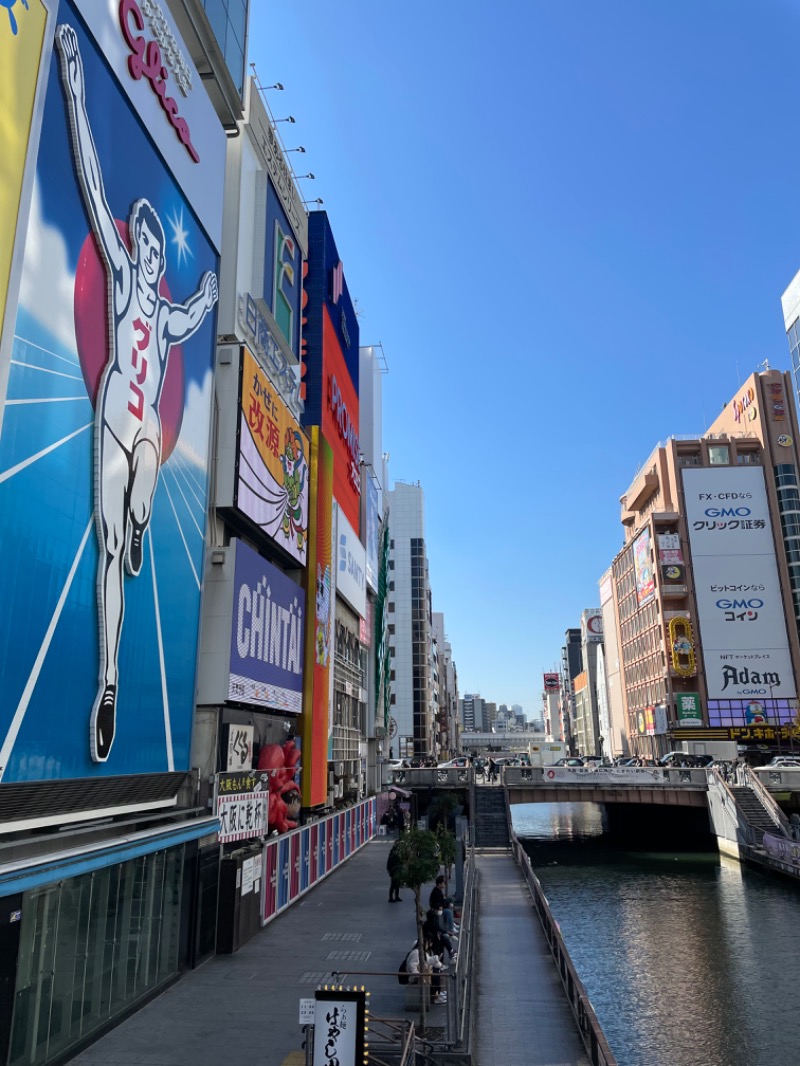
335 762 344 777
328 771 335 789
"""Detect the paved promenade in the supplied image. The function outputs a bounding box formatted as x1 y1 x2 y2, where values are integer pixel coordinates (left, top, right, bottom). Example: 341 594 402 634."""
474 851 589 1066
70 838 589 1066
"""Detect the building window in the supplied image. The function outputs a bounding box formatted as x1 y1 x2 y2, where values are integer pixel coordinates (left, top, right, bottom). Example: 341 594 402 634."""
388 561 394 570
707 444 730 465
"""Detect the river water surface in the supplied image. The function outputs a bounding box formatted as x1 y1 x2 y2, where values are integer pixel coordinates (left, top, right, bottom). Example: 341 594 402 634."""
512 802 800 1066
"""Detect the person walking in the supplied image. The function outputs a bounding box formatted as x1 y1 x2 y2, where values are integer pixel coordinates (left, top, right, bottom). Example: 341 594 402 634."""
387 841 403 902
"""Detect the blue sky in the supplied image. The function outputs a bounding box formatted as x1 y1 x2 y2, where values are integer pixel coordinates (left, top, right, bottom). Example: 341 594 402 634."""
251 1 800 714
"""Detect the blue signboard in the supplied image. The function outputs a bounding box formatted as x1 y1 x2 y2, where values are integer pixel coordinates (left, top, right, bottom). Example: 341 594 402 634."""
228 540 305 713
302 211 360 429
264 180 303 359
0 4 220 783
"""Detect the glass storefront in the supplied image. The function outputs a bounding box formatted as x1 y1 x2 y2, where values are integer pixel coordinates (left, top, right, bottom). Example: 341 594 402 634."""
8 844 185 1066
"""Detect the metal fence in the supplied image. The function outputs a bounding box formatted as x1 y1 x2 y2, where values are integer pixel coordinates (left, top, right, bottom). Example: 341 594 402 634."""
508 823 618 1066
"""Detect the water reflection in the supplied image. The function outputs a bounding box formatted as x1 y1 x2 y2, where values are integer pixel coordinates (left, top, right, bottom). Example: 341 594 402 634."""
512 803 800 1066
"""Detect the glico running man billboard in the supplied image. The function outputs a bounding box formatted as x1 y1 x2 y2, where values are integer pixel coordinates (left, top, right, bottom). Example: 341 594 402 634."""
302 211 361 531
0 1 224 783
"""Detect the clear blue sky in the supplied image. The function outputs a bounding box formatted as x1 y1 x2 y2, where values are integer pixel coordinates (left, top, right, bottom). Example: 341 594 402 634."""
250 0 800 714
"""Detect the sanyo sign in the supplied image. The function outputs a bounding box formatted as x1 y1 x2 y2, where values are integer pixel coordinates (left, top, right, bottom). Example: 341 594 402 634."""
334 504 366 619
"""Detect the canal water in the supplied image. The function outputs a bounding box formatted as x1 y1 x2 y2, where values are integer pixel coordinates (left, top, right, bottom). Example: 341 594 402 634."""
512 802 800 1066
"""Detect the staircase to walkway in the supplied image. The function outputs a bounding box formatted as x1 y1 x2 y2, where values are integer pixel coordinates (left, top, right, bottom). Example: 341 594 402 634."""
473 786 510 847
729 786 780 843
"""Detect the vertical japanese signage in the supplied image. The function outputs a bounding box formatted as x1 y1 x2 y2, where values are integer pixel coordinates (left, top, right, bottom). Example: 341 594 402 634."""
633 528 655 604
683 466 796 699
313 989 366 1066
0 0 225 784
302 212 361 531
236 347 309 566
301 428 334 807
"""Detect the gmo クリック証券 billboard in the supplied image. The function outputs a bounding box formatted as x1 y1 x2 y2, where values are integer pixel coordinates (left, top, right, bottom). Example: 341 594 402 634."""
0 2 224 783
683 466 796 700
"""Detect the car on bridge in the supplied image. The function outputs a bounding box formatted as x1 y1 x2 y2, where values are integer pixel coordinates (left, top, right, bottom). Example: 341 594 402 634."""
437 757 470 769
767 756 800 768
659 752 712 768
553 757 585 767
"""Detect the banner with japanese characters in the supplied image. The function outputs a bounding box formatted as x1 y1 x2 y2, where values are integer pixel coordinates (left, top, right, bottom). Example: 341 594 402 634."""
214 771 270 843
683 467 795 699
235 346 309 566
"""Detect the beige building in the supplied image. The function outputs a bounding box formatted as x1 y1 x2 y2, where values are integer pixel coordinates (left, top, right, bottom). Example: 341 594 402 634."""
612 369 800 758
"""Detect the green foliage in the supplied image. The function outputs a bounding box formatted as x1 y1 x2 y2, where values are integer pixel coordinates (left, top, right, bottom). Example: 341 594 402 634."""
428 791 459 831
435 822 457 872
393 826 441 890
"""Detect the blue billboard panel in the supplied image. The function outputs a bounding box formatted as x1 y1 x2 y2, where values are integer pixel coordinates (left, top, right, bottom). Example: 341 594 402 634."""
0 4 221 783
302 211 360 430
228 540 305 713
264 181 303 359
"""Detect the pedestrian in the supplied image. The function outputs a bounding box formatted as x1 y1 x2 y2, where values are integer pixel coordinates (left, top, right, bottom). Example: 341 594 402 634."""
386 841 403 902
429 875 459 934
488 757 497 784
406 939 447 1003
423 908 457 963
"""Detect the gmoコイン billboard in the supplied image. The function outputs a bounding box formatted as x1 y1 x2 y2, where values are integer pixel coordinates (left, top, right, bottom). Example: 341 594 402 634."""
0 1 224 783
683 466 796 700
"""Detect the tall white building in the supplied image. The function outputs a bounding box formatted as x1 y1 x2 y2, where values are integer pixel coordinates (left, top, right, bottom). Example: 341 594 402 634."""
432 612 459 758
386 482 435 758
459 693 485 732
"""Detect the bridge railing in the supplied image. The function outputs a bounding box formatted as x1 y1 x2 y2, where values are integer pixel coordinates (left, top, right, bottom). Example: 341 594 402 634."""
386 767 472 788
503 766 708 788
509 826 618 1066
753 766 800 792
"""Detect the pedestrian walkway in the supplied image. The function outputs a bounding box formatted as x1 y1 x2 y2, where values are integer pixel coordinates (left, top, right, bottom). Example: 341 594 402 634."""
69 839 591 1066
474 851 589 1066
70 838 441 1066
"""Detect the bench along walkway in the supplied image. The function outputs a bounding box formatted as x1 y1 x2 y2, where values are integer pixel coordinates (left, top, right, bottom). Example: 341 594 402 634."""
474 851 590 1066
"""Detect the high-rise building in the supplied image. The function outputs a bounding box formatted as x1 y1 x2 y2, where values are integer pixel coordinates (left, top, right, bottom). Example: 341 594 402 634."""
613 368 800 759
387 482 435 757
459 693 485 734
561 629 583 751
432 612 459 758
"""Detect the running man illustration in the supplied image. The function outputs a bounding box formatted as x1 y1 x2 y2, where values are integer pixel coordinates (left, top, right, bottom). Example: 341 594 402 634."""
57 25 218 762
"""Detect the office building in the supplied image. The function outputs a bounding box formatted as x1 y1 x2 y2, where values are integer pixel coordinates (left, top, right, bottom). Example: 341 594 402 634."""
613 368 800 758
386 482 435 757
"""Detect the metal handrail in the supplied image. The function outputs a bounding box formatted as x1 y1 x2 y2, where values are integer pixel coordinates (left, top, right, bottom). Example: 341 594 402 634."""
743 765 792 836
509 828 618 1066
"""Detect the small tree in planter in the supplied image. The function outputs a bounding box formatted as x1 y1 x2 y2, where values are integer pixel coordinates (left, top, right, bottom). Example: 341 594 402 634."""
394 825 456 1027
